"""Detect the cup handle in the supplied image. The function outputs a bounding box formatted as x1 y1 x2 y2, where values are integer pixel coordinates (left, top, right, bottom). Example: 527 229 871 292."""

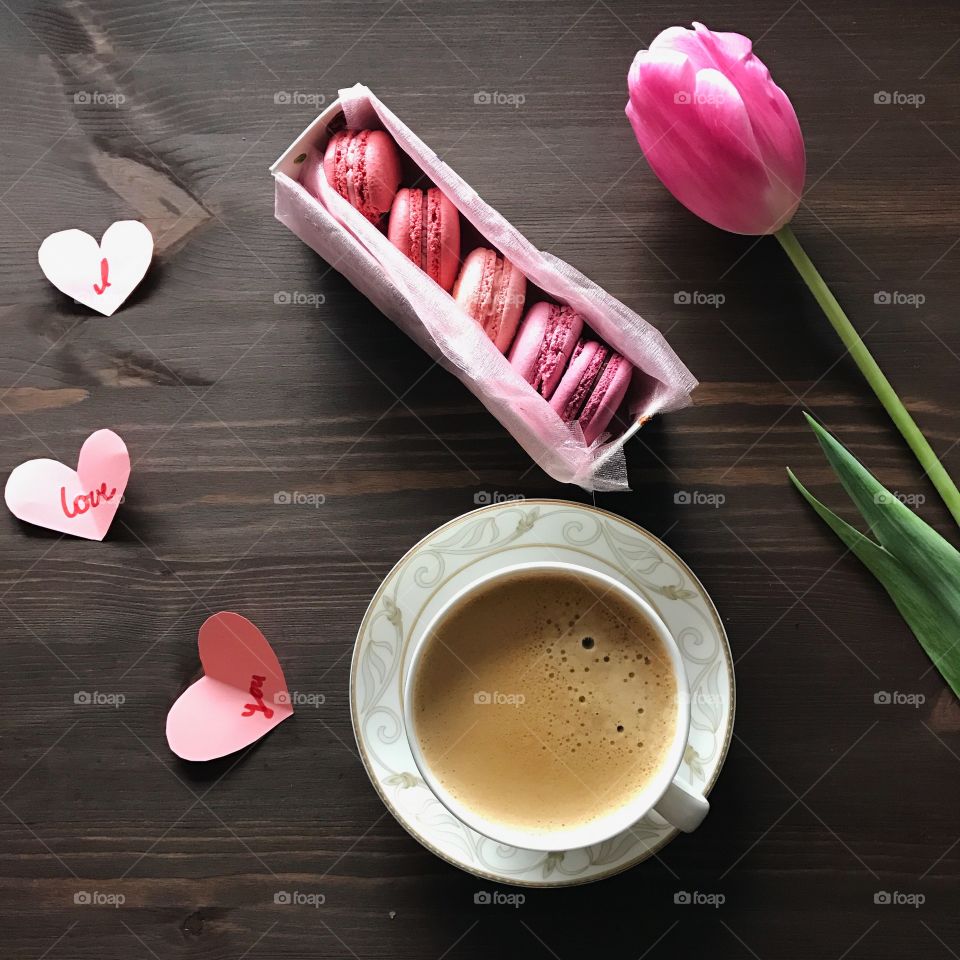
652 776 709 832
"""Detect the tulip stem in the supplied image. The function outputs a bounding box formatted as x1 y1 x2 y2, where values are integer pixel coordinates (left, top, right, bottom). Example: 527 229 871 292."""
775 224 960 526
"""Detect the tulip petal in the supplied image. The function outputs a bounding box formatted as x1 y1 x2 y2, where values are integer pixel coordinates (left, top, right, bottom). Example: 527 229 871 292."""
651 21 753 71
691 68 762 167
674 22 805 221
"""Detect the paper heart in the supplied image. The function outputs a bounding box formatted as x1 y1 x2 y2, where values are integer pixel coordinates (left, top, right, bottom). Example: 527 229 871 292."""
4 429 130 540
38 220 153 316
166 612 294 761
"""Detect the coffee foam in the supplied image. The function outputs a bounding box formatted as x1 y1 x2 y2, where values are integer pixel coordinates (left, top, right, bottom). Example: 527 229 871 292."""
411 571 678 835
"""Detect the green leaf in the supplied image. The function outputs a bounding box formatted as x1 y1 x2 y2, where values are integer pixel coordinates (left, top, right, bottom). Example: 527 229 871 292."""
788 467 960 697
804 413 960 624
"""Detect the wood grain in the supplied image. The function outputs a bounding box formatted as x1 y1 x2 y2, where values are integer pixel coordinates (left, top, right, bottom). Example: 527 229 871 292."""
1 0 959 957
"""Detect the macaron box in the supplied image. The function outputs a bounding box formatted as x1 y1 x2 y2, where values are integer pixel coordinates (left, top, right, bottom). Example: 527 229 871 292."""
271 84 696 490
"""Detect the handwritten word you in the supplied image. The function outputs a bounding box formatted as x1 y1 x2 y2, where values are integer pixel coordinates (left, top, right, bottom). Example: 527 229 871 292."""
242 675 275 719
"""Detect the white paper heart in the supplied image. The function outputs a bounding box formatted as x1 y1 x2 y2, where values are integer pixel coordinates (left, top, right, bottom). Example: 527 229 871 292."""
38 220 153 317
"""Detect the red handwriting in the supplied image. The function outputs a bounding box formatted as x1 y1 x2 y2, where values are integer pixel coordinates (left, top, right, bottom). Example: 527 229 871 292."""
241 675 274 718
93 258 111 295
60 482 117 519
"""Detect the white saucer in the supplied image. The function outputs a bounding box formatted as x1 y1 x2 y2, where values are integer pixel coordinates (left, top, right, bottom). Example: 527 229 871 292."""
350 499 735 887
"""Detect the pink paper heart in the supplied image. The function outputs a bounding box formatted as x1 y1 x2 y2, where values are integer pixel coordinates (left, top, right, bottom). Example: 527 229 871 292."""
4 429 130 540
38 220 153 317
166 612 294 761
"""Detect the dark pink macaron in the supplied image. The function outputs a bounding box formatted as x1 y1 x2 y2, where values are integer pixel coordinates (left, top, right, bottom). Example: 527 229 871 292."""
314 129 402 225
452 247 527 353
508 302 585 400
387 187 461 292
549 339 634 445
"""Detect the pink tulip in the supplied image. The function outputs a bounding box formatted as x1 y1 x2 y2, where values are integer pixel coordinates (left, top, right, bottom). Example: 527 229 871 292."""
625 23 960 528
626 22 805 235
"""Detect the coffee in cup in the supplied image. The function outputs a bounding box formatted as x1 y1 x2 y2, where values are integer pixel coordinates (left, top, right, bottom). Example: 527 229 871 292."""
405 563 705 849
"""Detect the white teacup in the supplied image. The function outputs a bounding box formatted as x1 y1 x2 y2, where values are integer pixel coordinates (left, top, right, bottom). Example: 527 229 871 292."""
402 561 709 852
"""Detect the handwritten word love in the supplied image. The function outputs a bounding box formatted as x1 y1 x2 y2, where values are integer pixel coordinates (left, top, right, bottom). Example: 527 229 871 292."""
60 482 117 519
241 675 274 719
93 257 111 296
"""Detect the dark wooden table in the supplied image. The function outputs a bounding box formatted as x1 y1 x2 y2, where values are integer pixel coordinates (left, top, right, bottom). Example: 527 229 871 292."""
2 0 959 957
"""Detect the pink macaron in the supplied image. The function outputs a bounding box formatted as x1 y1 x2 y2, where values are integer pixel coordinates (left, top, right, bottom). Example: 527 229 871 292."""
508 302 585 400
316 129 402 225
452 247 527 353
387 187 461 292
549 339 634 444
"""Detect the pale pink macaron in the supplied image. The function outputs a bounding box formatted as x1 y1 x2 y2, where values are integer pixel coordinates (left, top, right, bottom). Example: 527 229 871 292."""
452 248 527 353
508 302 585 400
387 187 461 292
549 339 634 445
308 129 402 225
